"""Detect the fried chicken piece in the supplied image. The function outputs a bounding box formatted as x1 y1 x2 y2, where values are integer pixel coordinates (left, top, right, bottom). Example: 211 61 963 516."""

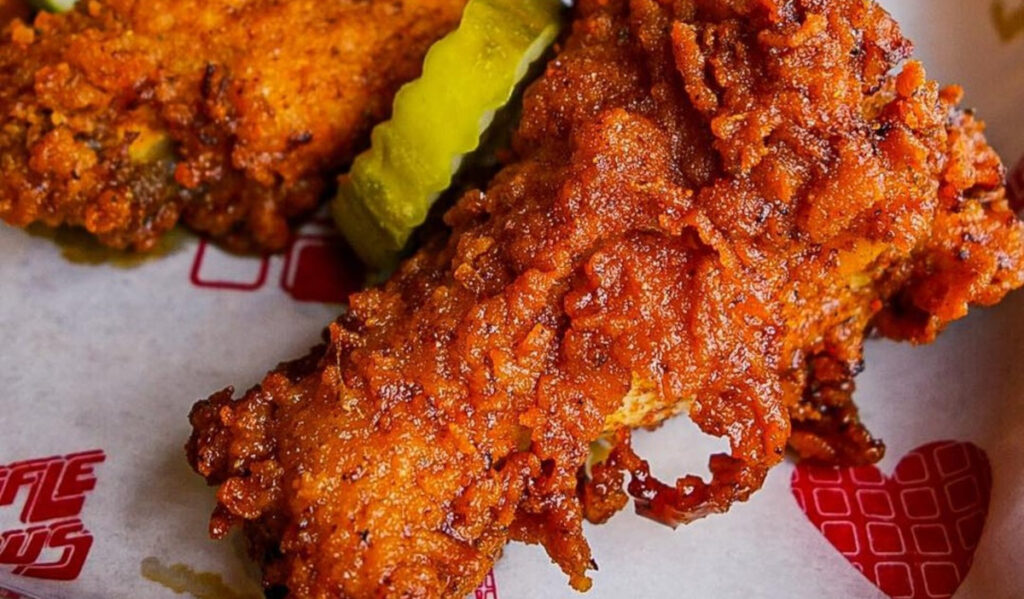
187 0 1024 596
0 0 29 26
0 0 465 251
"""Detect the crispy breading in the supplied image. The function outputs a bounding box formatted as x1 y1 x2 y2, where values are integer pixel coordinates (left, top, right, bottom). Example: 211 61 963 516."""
0 0 465 250
187 0 1024 596
0 0 29 25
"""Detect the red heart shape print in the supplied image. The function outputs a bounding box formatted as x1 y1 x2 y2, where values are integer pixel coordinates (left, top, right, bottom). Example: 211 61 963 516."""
792 441 991 599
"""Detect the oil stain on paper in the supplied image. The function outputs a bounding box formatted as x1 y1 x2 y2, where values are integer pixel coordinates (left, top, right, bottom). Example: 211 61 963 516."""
140 557 263 599
991 1 1024 42
24 224 188 268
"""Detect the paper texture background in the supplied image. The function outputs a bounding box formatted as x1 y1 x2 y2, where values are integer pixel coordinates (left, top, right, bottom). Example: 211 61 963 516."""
1 1 1022 598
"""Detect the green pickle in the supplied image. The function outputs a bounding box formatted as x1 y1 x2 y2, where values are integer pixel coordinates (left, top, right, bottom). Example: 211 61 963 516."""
334 0 563 269
29 0 75 12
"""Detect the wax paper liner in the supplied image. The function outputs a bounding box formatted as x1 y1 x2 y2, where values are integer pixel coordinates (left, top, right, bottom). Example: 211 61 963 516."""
1 1 1023 597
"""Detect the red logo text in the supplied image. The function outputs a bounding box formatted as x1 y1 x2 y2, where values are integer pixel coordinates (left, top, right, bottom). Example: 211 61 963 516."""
0 450 105 581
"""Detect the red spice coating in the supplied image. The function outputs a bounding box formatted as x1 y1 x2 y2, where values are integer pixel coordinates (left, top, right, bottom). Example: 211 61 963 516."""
0 0 465 250
0 0 29 26
188 0 1024 596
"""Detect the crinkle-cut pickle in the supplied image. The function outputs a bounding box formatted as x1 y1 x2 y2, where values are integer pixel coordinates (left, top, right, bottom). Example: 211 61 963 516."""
29 0 75 12
333 0 563 269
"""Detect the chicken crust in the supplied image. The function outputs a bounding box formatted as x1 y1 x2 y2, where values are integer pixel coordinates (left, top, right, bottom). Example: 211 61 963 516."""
0 0 465 250
187 0 1024 596
0 0 29 26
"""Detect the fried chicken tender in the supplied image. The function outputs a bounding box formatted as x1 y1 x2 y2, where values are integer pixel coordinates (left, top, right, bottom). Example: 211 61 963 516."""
0 0 465 251
187 0 1024 596
0 0 29 26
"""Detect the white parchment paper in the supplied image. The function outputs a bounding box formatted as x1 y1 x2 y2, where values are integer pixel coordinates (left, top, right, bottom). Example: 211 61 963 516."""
1 1 1022 597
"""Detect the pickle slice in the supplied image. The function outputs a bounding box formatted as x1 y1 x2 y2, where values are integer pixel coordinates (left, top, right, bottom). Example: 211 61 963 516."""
334 0 563 269
29 0 75 11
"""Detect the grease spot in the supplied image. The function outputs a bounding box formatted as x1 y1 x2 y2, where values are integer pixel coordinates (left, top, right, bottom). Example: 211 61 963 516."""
24 224 188 267
992 0 1024 42
140 557 262 599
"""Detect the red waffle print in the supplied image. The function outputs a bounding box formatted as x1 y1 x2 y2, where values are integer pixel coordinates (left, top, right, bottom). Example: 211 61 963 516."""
279 235 360 304
792 441 991 599
189 239 270 292
190 220 360 304
1009 154 1024 211
473 570 498 599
